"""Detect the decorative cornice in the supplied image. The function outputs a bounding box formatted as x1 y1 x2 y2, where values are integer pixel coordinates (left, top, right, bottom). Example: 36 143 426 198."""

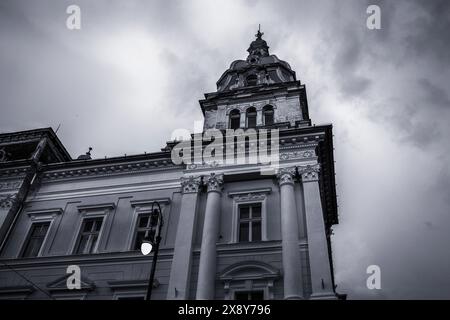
206 173 224 193
42 159 177 182
180 176 202 194
0 131 44 144
299 164 320 182
0 167 29 178
276 167 297 186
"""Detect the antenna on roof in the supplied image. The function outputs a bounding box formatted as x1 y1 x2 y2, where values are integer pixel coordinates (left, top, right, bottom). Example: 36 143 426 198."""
55 123 61 134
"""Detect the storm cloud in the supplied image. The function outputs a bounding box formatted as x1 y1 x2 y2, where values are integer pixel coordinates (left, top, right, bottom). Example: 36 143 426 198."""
0 0 449 299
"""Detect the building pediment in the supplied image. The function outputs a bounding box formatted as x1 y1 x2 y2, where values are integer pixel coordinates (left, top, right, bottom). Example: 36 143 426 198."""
219 261 280 281
46 273 95 292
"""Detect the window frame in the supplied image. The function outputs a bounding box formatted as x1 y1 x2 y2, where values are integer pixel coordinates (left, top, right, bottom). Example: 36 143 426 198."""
246 107 257 128
17 208 63 259
126 198 170 252
263 105 274 126
228 188 271 244
74 216 104 255
19 221 51 258
131 212 158 251
229 109 241 129
69 203 115 255
238 203 262 243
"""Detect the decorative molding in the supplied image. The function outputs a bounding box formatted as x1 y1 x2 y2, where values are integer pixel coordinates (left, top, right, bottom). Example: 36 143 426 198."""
31 181 180 202
26 208 63 219
219 261 280 300
0 168 28 178
206 173 224 193
276 167 296 186
0 147 8 162
0 130 45 144
41 159 178 182
130 198 171 207
299 164 320 182
229 188 270 243
228 188 272 202
0 180 22 190
180 176 202 194
187 160 221 170
0 193 16 210
77 203 115 213
219 260 281 281
279 149 315 161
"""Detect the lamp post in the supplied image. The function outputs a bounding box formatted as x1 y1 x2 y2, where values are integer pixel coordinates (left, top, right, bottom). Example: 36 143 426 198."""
141 201 164 300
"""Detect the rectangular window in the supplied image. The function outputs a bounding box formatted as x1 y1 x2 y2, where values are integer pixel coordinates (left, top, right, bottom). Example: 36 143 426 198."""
230 115 240 129
75 217 103 254
235 290 264 300
22 222 50 258
133 213 156 251
238 204 262 242
247 115 257 128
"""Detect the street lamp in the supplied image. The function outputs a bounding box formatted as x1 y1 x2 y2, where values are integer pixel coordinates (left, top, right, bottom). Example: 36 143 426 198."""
140 201 164 300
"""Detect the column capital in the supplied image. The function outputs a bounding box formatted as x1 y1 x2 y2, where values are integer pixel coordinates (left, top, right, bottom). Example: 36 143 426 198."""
181 176 202 194
299 164 320 182
206 173 224 193
277 167 296 186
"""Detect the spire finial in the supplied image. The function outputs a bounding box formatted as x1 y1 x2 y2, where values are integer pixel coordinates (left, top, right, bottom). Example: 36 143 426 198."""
255 24 263 39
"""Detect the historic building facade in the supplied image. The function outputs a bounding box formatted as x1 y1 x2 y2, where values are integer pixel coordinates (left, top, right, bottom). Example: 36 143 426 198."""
0 31 340 300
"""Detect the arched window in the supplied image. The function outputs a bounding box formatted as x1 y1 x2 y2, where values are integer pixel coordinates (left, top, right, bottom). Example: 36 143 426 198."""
246 75 257 87
229 109 241 129
246 107 257 128
263 105 274 125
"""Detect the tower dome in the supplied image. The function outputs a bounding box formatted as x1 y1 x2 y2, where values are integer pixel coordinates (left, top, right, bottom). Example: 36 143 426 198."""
216 27 296 92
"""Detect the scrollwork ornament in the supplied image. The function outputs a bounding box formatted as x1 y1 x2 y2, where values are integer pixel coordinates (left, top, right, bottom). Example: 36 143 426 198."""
298 164 320 182
0 193 16 210
276 167 297 186
206 173 224 193
180 176 202 194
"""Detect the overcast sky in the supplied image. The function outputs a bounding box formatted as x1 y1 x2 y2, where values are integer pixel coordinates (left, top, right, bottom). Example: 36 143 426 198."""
1 0 449 299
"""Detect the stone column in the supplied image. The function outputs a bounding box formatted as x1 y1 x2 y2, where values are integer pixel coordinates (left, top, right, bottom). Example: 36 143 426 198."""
256 109 263 126
300 164 336 299
167 176 202 299
277 167 304 299
196 173 224 300
240 111 246 128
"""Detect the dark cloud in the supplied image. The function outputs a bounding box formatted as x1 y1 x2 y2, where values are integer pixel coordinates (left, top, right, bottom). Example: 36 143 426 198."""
404 0 450 65
1 0 450 299
418 78 450 110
